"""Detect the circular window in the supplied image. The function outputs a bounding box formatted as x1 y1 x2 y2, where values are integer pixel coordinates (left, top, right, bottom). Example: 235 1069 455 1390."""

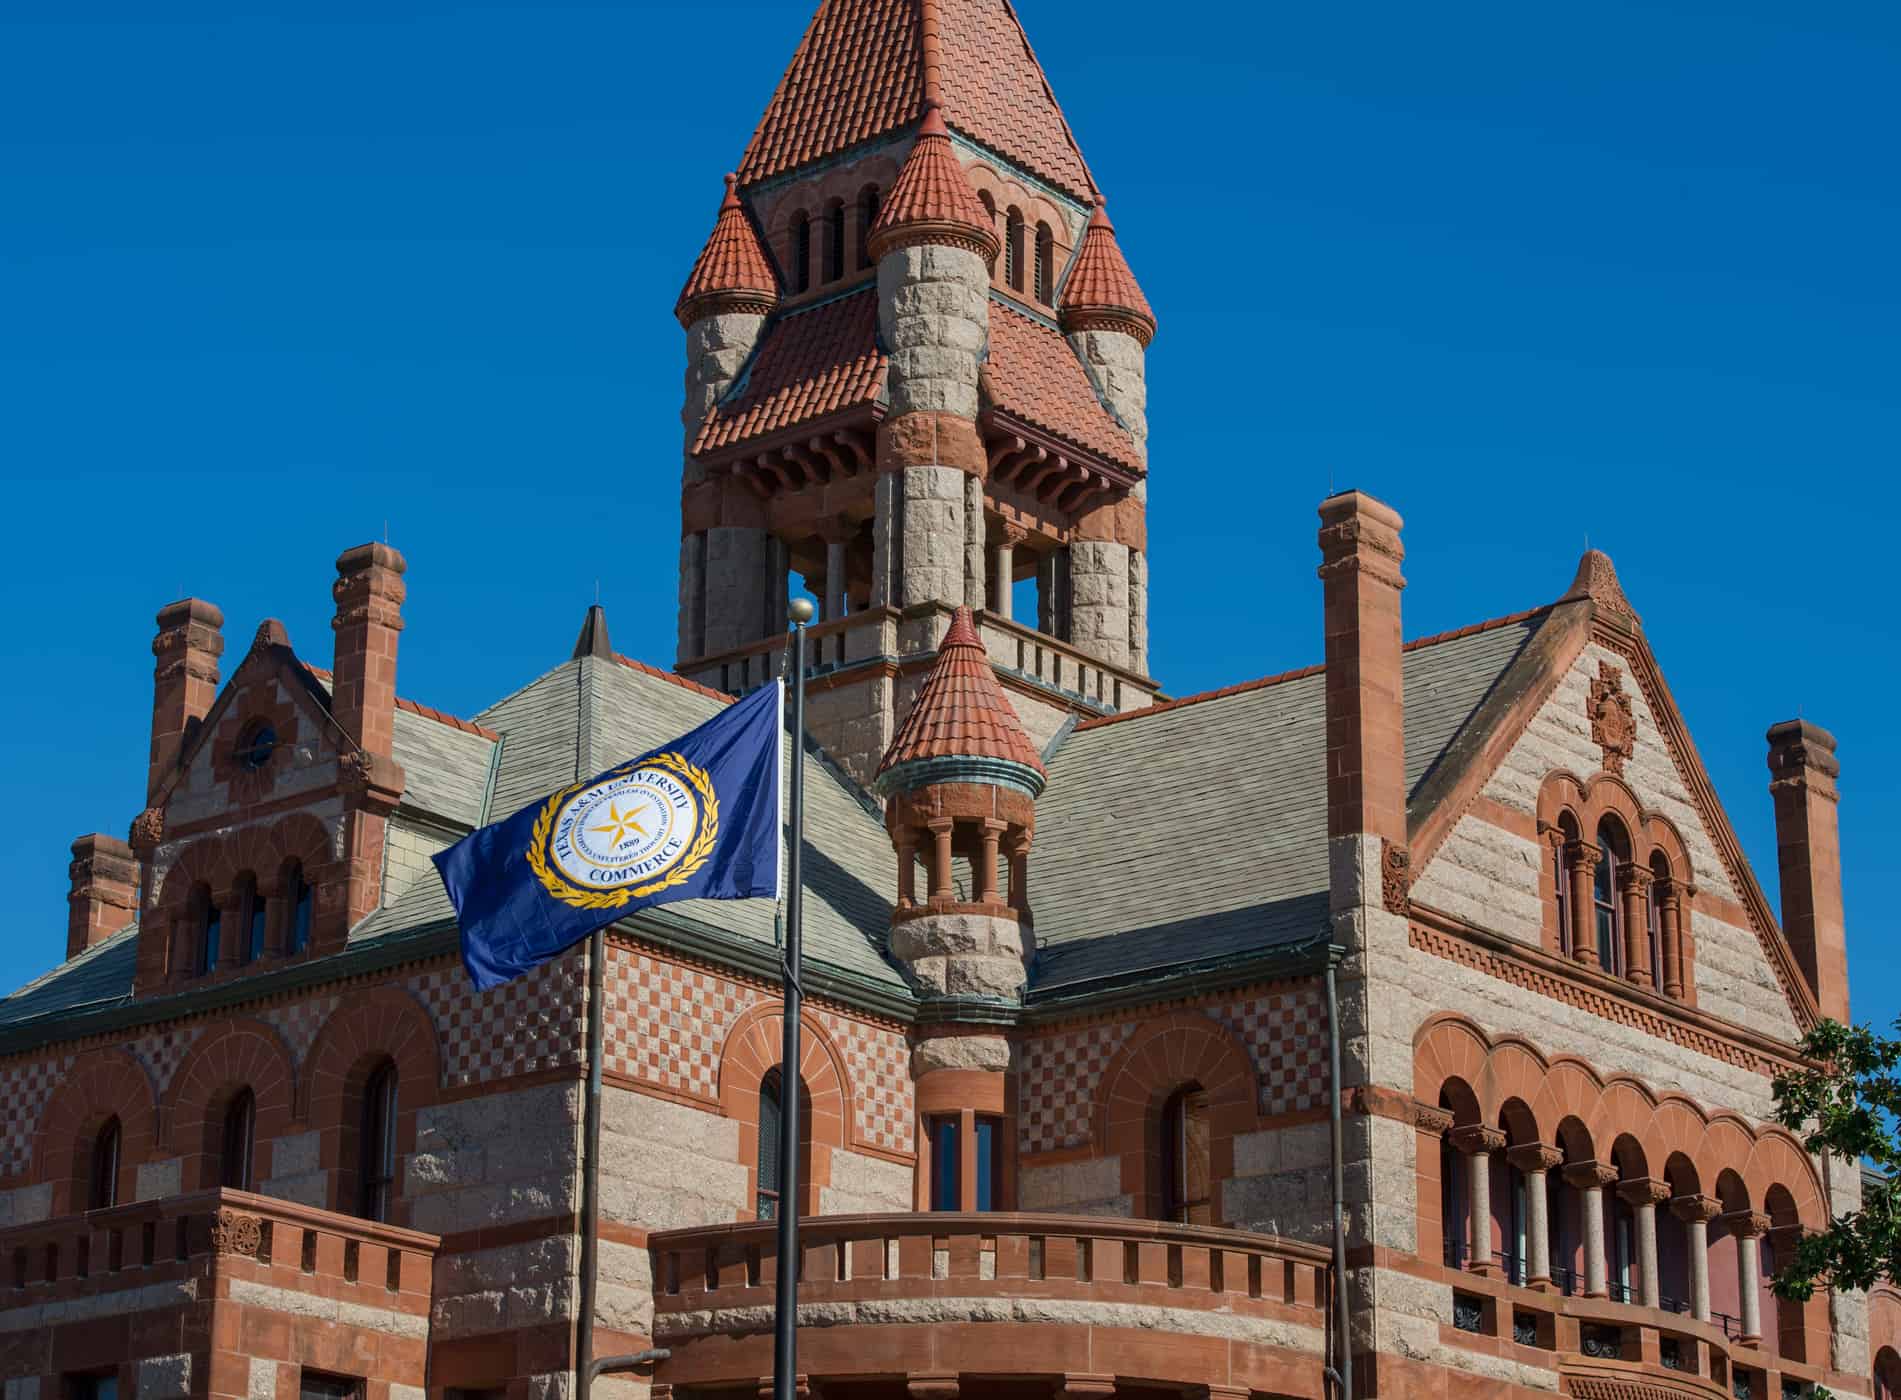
235 721 277 772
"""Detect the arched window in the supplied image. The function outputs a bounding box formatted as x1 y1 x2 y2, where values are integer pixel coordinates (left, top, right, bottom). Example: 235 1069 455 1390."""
1554 813 1580 956
1159 1084 1211 1225
825 199 846 282
195 885 220 977
791 212 812 295
89 1117 121 1210
1034 222 1053 303
286 862 312 956
1004 209 1025 292
1647 852 1670 988
758 1067 784 1219
1594 819 1627 972
221 1088 256 1191
238 873 265 965
358 1060 398 1222
857 186 880 269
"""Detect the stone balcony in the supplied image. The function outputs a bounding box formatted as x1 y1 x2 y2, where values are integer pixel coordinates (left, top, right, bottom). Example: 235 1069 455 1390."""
0 1188 436 1399
648 1212 1331 1399
1438 1258 1835 1399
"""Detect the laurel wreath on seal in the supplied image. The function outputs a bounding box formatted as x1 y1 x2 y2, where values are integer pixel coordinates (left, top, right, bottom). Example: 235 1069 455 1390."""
526 751 720 909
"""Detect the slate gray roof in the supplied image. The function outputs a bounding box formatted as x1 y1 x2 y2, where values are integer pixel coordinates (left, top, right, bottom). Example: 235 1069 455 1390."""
1026 614 1543 995
0 610 1546 1030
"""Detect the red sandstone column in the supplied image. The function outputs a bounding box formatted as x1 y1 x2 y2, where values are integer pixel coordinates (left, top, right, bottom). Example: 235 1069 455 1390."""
1567 840 1600 966
148 598 224 799
66 834 138 961
1618 863 1653 987
1766 720 1849 1021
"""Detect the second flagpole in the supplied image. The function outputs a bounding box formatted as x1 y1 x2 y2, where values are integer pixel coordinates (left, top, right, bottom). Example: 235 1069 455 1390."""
772 597 813 1400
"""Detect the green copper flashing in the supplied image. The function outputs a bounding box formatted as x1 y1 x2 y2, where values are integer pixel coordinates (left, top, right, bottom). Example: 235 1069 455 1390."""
876 754 1046 799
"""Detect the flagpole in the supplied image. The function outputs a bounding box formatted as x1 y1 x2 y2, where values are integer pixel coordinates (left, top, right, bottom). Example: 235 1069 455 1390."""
577 921 606 1400
773 598 812 1400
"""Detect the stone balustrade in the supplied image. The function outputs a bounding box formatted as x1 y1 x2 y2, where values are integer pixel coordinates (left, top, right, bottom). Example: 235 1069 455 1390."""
649 1211 1330 1398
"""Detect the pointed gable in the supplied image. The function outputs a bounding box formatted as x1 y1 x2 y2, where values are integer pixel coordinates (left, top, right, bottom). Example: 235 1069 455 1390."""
736 0 1097 202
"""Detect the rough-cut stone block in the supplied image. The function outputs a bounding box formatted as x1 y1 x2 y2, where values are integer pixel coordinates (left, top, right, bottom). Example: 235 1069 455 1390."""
137 1353 192 1400
820 1149 911 1214
134 1157 180 1202
1019 1155 1124 1212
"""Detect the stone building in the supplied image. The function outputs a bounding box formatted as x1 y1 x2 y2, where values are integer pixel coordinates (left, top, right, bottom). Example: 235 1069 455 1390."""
1 2 1892 1399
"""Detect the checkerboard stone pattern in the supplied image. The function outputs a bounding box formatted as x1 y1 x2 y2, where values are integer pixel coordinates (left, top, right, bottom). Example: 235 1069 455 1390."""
604 946 914 1153
410 955 586 1090
1019 985 1331 1155
128 1024 204 1098
0 1052 75 1178
261 995 340 1073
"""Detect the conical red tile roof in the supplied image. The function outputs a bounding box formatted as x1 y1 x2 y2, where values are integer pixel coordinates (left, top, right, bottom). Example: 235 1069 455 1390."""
878 608 1046 786
736 0 1098 203
675 175 779 328
1059 199 1155 346
867 102 1000 264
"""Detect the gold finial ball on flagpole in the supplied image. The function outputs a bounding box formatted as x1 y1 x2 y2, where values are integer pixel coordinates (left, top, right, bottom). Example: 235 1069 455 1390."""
788 597 816 625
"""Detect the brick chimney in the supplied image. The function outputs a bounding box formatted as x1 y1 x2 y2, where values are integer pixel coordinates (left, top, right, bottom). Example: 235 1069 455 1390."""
148 598 224 798
67 834 139 960
1318 490 1409 911
1766 720 1848 1022
331 543 406 759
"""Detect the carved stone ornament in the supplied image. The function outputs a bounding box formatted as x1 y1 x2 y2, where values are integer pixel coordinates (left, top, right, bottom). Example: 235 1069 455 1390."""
209 1207 262 1257
1381 839 1411 916
1588 661 1636 777
129 806 166 852
1562 548 1642 628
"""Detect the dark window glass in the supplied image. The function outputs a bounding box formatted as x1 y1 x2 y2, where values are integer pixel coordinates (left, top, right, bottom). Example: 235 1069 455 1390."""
89 1118 120 1210
826 201 845 281
222 1089 256 1191
793 214 811 294
1160 1085 1212 1224
1554 841 1572 954
929 1117 960 1211
288 866 312 955
974 1116 1002 1211
358 1062 398 1222
1594 821 1623 972
1034 223 1053 302
67 1376 118 1400
199 899 221 977
299 1375 361 1400
757 1068 783 1220
243 879 265 964
236 721 276 771
1647 877 1665 986
1440 1133 1461 1265
1004 211 1024 291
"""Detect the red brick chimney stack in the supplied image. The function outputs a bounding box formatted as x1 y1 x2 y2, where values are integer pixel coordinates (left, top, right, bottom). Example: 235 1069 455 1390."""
1766 720 1849 1022
331 543 406 760
1318 491 1408 873
67 834 139 960
148 598 224 799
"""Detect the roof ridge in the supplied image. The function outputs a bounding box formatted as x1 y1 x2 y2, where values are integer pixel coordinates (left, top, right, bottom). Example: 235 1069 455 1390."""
612 653 737 706
1073 607 1554 735
303 664 500 740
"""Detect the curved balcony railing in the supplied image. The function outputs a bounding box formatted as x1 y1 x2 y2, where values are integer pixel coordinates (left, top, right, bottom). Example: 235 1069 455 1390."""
649 1212 1333 1397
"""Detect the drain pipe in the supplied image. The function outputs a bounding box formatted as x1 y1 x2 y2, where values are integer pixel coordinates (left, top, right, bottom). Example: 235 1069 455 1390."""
590 1348 671 1382
1326 952 1353 1400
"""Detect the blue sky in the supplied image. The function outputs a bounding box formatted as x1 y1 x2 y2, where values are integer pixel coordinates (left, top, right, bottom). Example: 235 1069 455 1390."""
2 1 1896 1029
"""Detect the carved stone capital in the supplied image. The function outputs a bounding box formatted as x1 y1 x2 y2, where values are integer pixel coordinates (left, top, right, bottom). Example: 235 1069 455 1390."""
1616 1176 1671 1208
1448 1124 1507 1157
209 1207 262 1257
1381 839 1411 916
998 522 1030 549
1615 863 1653 895
1566 839 1602 873
128 807 166 854
1720 1209 1772 1239
1562 1160 1619 1191
1506 1143 1565 1175
1669 1193 1721 1225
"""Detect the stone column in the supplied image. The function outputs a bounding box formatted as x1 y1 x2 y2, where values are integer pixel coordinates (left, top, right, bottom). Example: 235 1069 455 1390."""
1450 1125 1506 1275
1657 877 1684 997
823 528 849 622
148 598 225 800
927 820 954 902
1067 540 1131 669
992 524 1025 620
1618 864 1654 986
976 819 1006 904
1128 546 1148 675
703 526 773 654
1726 1210 1771 1345
1620 1178 1669 1308
1767 719 1849 1022
1566 1161 1618 1297
896 831 917 910
1672 1194 1720 1322
1005 831 1031 915
1509 1144 1564 1288
678 531 707 660
964 473 987 612
1567 840 1601 966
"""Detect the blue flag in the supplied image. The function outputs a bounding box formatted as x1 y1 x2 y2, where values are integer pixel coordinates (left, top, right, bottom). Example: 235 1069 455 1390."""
434 680 783 989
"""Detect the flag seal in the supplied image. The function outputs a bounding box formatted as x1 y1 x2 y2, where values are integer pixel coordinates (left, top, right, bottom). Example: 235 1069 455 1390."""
526 752 721 909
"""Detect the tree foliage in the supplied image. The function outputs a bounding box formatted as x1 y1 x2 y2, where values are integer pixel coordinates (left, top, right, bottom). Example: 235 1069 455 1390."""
1770 1018 1901 1304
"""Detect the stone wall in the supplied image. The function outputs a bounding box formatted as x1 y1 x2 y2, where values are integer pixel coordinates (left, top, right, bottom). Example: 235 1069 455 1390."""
1066 327 1147 464
878 245 988 420
383 819 451 906
899 465 969 608
1066 540 1131 670
701 525 773 656
682 311 767 454
1409 812 1544 945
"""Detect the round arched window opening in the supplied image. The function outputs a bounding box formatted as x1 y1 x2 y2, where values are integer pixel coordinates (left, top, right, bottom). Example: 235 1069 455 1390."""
235 721 277 772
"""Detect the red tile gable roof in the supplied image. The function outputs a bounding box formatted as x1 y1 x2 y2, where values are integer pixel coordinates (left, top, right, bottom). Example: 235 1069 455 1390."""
879 607 1047 778
693 289 887 456
736 0 1096 203
676 175 779 328
984 302 1140 471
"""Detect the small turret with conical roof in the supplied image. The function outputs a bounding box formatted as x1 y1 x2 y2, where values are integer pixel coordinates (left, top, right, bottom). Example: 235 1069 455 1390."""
1059 197 1155 349
876 607 1041 1000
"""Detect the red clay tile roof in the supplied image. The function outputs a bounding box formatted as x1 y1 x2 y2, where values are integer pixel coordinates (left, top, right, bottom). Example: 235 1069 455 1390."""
736 0 1097 203
676 175 779 328
612 653 737 706
1060 200 1155 346
879 607 1046 779
693 289 886 456
984 302 1140 471
868 101 999 262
